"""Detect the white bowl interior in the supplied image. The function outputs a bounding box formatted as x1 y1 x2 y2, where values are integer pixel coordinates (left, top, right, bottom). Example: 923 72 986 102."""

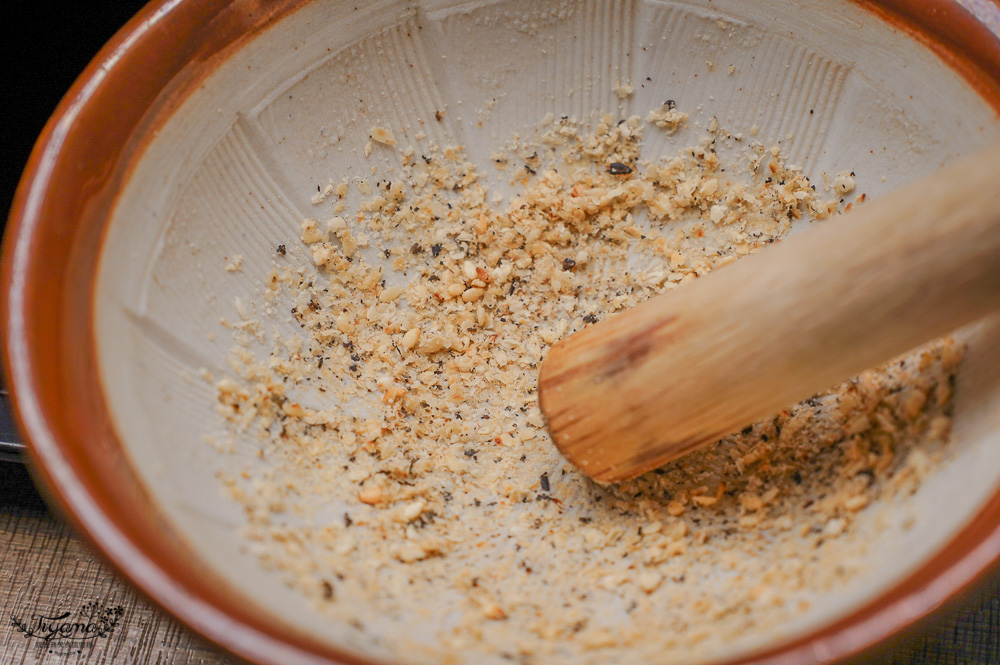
95 0 1000 663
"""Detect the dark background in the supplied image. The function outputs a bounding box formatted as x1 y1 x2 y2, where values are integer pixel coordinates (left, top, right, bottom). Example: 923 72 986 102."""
3 1 151 221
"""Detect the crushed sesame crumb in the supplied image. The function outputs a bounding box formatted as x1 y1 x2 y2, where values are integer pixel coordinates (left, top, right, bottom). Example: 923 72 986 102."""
210 103 962 665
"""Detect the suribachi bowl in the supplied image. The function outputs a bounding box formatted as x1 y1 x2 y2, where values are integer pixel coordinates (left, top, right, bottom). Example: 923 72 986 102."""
4 1 1000 664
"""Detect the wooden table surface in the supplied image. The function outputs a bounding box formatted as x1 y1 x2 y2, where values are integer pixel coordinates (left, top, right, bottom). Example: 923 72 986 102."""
1 458 999 665
1 462 246 665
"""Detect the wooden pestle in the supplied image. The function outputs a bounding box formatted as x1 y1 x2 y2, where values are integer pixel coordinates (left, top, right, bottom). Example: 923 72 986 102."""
538 145 1000 484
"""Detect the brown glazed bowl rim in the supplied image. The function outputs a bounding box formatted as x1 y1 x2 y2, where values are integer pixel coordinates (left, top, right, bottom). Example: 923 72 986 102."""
2 1 1000 664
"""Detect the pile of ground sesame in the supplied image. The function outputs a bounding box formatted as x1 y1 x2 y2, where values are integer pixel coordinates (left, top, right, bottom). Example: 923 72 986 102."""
208 107 962 664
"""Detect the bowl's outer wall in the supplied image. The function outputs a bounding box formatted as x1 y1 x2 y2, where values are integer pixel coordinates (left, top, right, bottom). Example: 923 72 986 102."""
1 2 375 664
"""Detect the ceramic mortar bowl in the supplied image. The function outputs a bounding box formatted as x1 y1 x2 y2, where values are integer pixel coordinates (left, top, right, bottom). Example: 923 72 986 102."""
4 1 1000 664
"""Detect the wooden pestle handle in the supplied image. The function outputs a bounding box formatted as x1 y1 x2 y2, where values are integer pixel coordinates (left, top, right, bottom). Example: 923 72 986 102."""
538 145 1000 484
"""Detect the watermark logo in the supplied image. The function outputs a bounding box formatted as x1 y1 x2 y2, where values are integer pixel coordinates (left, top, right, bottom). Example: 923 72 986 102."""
10 600 124 652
